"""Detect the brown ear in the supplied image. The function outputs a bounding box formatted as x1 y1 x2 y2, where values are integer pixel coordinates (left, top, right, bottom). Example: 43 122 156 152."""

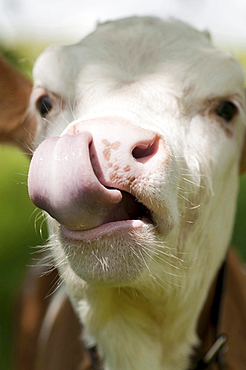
240 133 246 174
0 55 36 155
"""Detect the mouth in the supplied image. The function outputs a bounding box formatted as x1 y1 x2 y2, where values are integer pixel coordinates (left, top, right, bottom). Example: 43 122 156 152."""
60 191 154 242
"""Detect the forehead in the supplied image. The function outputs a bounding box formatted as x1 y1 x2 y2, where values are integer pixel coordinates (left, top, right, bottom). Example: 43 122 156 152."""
33 17 245 102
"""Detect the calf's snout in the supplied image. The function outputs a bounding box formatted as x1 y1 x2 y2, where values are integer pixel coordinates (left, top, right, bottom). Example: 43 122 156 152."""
28 118 166 231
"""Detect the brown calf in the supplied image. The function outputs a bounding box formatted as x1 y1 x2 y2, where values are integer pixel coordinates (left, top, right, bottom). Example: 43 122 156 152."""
0 55 35 153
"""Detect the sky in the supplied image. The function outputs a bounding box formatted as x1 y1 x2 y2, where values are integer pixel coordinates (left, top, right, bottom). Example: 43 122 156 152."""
1 0 246 47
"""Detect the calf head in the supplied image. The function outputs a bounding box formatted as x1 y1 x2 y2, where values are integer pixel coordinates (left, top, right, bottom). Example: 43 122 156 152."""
28 17 246 369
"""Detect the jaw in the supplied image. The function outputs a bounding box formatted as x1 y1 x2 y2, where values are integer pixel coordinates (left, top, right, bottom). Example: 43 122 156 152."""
47 164 235 292
59 220 156 285
58 221 182 289
50 187 175 286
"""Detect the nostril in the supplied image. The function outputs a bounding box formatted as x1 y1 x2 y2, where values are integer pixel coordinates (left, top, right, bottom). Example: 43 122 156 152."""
132 137 159 163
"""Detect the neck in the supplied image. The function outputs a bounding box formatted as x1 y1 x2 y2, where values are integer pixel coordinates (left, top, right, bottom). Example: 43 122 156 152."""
76 271 225 370
76 288 214 370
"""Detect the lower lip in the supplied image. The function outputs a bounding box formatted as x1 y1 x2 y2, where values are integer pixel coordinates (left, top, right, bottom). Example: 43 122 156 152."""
60 219 145 242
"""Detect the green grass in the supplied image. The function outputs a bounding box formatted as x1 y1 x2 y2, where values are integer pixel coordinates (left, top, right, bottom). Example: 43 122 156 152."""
0 44 246 370
0 146 47 370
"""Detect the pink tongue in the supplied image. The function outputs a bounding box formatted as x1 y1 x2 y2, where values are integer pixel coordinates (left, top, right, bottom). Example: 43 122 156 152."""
28 133 132 230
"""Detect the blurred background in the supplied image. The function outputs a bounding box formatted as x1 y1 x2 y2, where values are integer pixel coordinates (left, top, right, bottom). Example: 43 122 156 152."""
0 0 246 369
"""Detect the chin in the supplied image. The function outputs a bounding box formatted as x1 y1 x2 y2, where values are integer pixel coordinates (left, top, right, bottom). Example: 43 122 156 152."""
57 219 160 286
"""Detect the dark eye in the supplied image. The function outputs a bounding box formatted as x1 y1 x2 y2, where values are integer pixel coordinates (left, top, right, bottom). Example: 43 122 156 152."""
36 95 53 117
215 101 237 123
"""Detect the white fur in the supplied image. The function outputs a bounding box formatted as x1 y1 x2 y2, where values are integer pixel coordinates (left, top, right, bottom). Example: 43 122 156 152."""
30 17 246 369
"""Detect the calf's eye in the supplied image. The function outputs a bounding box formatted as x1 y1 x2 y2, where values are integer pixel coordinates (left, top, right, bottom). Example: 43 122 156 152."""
36 95 53 117
215 101 237 123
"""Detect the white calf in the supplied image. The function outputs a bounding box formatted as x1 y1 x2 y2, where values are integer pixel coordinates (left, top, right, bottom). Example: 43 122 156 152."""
26 17 246 370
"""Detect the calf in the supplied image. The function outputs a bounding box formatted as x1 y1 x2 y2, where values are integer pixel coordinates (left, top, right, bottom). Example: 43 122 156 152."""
0 55 35 153
26 17 246 369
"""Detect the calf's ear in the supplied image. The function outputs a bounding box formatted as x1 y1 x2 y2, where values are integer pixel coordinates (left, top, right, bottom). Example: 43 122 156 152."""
240 133 246 174
0 55 36 155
